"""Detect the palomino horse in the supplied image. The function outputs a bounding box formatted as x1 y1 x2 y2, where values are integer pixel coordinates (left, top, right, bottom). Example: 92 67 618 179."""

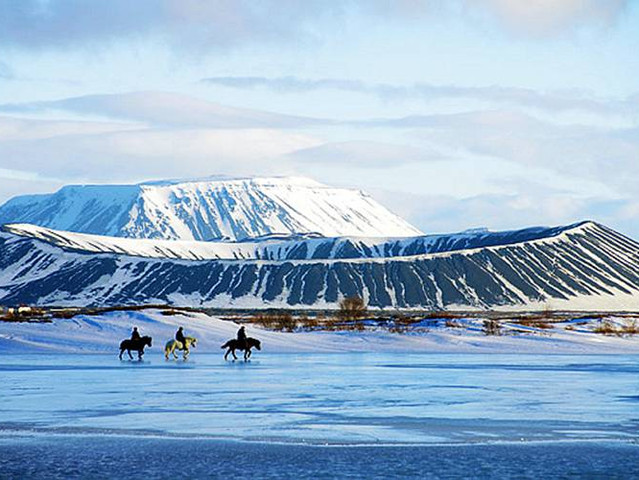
164 336 197 360
221 337 261 361
119 336 152 360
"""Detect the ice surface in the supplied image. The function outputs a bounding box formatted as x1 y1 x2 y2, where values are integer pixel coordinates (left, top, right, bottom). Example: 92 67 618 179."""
1 352 638 446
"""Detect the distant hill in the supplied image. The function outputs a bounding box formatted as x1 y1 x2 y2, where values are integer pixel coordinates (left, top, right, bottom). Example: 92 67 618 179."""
2 220 638 310
0 176 422 241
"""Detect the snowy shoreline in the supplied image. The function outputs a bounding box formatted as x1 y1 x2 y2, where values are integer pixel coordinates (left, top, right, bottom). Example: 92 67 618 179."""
1 309 638 355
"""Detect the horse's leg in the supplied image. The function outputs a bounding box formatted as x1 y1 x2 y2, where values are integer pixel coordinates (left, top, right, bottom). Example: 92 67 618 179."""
232 349 237 360
224 349 230 361
138 349 143 360
172 347 178 359
247 348 252 359
119 349 124 360
127 349 133 360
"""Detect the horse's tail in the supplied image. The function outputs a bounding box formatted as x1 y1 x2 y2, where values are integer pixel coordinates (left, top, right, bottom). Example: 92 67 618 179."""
221 340 232 349
119 340 127 349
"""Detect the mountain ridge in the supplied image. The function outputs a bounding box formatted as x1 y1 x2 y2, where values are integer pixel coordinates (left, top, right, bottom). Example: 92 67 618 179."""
1 220 638 310
2 220 593 262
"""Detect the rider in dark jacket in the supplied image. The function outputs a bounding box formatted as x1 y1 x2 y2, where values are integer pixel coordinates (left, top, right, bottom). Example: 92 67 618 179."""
176 327 187 349
131 327 141 342
237 326 247 347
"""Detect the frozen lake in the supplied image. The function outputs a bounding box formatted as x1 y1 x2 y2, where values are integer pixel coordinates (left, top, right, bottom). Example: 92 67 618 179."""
1 353 639 478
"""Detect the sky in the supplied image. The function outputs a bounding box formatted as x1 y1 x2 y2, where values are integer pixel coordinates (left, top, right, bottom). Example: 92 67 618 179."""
0 0 638 237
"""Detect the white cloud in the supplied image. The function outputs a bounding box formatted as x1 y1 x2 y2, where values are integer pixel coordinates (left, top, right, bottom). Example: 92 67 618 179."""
374 110 639 192
0 92 323 128
469 0 629 36
202 76 638 119
0 118 320 182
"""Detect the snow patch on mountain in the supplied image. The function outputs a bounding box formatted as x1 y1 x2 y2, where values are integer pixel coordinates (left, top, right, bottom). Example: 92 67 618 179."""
0 176 422 241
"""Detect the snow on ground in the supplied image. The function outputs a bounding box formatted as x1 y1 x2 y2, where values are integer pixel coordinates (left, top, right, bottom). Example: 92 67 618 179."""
1 310 638 354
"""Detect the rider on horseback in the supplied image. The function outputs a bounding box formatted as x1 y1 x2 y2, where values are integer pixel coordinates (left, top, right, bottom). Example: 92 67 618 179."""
130 327 141 342
176 326 187 350
237 325 247 348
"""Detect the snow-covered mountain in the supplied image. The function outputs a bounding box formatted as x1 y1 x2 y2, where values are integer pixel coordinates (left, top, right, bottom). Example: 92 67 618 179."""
0 176 422 241
2 221 639 310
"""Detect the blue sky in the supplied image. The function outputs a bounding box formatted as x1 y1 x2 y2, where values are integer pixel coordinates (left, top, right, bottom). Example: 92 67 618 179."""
0 0 638 236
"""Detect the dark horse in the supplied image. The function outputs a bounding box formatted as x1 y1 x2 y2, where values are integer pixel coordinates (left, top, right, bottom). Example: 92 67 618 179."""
221 337 261 361
119 336 152 360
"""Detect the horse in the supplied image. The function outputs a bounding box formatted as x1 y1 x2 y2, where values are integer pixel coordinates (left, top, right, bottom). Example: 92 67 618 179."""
221 337 261 361
119 336 152 360
164 336 197 360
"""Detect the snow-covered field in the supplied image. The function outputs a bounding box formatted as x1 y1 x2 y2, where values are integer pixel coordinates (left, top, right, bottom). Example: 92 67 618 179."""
1 309 639 354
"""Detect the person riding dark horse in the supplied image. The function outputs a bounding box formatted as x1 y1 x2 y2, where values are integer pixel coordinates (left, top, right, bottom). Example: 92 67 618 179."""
176 326 187 350
237 326 247 349
130 327 141 342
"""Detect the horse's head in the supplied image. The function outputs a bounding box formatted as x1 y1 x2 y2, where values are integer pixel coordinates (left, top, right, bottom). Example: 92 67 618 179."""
143 336 152 347
252 338 261 350
188 337 197 348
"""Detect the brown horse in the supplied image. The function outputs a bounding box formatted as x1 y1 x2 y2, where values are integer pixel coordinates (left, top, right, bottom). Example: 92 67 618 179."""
221 337 261 361
119 336 152 360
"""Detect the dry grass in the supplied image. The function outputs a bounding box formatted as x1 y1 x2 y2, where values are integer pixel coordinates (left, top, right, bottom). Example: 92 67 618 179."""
248 312 296 332
516 319 554 329
593 320 621 336
592 319 639 337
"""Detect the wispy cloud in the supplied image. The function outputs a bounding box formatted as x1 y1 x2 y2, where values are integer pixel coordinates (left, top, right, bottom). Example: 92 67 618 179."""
377 110 639 192
0 118 319 182
202 76 638 117
0 92 324 128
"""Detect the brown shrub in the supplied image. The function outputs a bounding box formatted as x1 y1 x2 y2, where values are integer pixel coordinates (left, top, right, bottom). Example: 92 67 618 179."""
593 320 621 336
517 319 554 329
249 312 296 332
337 296 367 321
483 319 501 336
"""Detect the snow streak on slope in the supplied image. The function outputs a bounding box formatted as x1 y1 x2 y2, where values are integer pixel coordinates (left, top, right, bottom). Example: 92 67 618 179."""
2 221 639 310
0 177 422 240
3 222 576 261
